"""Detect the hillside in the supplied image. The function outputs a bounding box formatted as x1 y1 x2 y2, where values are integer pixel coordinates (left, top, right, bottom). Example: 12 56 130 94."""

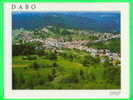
12 12 120 33
12 12 121 90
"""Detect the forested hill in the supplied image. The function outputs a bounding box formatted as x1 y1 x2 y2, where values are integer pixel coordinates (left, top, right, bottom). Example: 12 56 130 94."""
12 12 120 33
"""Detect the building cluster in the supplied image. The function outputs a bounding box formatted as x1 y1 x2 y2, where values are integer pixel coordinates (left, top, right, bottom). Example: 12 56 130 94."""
40 37 120 66
13 29 120 66
71 46 120 65
93 33 120 43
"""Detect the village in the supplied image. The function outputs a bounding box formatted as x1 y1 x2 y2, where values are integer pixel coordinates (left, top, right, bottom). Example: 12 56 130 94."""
13 28 120 66
26 33 120 66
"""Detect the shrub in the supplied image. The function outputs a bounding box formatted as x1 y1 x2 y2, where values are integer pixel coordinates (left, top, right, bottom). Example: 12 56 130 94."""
27 55 37 60
46 52 57 60
48 74 55 81
60 73 80 83
103 66 120 85
30 62 41 70
36 49 45 56
80 69 84 78
82 55 100 67
88 73 96 82
53 62 58 68
22 56 28 60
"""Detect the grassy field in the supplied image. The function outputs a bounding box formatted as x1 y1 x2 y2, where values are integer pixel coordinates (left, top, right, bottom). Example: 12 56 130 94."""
12 49 120 89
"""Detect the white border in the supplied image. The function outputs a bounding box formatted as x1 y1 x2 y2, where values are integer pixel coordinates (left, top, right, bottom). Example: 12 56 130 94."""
4 3 130 99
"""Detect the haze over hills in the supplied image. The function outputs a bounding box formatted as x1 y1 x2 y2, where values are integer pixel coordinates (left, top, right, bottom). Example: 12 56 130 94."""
12 12 120 33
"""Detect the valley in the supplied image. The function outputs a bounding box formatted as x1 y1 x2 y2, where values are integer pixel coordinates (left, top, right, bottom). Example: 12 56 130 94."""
12 25 121 89
12 12 121 90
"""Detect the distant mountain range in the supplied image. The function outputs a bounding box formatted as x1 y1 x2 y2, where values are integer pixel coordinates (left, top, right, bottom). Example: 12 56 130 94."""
12 12 120 33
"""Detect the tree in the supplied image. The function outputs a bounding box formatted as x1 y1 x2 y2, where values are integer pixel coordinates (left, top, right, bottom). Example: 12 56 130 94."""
53 62 58 68
30 62 41 70
88 73 96 81
69 55 74 61
82 55 100 67
80 69 84 76
27 55 37 60
36 49 45 56
104 67 120 85
46 52 57 60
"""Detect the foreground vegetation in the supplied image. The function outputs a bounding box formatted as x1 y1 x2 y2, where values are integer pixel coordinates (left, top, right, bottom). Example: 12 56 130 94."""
12 48 120 89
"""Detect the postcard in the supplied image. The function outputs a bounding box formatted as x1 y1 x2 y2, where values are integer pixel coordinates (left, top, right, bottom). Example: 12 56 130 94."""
4 3 129 99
